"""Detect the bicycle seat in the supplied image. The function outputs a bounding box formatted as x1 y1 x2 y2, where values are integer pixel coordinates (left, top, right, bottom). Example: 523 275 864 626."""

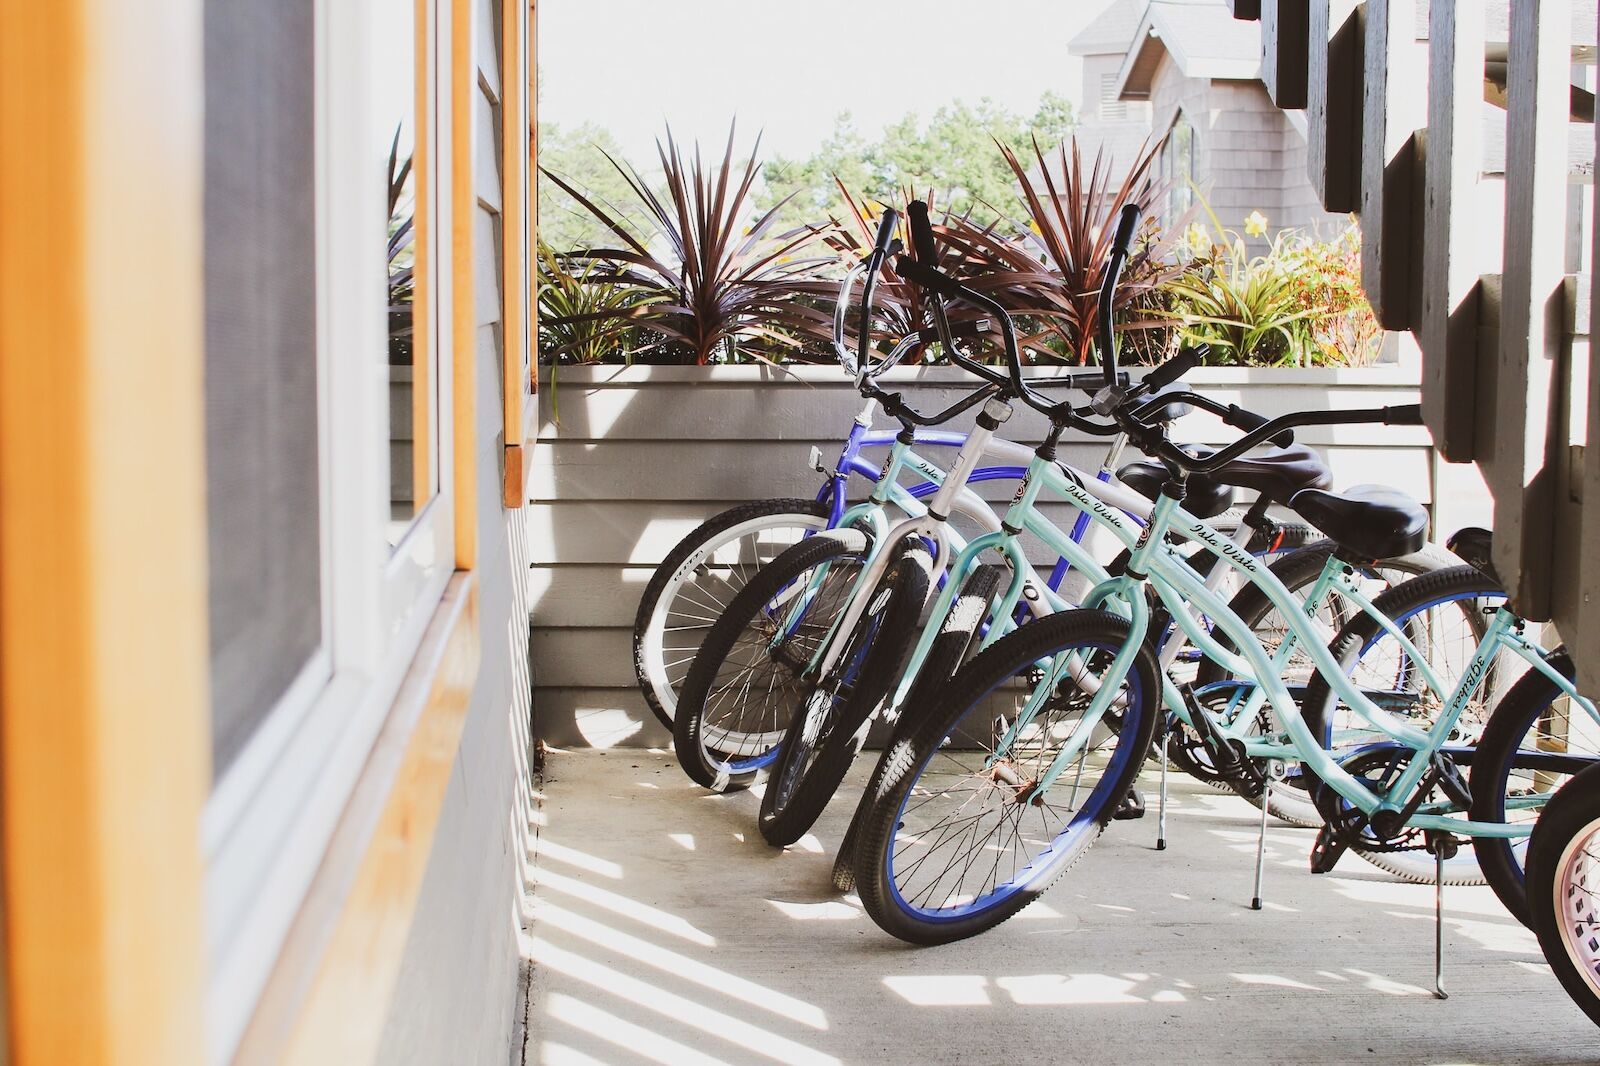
1289 484 1428 561
1196 442 1332 501
1116 459 1235 520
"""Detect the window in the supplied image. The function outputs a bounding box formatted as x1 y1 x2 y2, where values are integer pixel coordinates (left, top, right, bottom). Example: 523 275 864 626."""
200 1 454 1061
1163 112 1196 226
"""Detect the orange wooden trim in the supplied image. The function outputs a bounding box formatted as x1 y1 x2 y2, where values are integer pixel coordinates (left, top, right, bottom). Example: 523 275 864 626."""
502 442 526 508
500 0 528 468
0 2 209 1063
233 576 480 1066
451 0 477 569
410 0 434 511
528 0 539 396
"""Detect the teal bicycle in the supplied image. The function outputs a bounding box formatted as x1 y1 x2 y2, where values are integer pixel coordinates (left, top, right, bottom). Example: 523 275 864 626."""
849 203 1597 944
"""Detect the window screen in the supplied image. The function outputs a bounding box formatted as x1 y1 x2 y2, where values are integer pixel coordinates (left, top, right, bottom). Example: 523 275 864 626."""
203 0 322 777
1101 73 1126 121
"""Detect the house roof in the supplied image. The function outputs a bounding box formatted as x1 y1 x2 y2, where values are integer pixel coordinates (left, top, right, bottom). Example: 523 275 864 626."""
1069 0 1146 57
1115 1 1262 100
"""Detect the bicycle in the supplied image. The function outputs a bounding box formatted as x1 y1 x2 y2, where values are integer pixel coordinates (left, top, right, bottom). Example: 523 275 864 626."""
1525 760 1600 1026
848 202 1595 945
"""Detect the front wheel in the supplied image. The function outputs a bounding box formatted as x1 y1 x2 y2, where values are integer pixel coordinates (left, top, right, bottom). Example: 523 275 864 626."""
1526 761 1600 1026
634 498 831 731
1471 651 1600 925
853 609 1159 944
760 537 932 847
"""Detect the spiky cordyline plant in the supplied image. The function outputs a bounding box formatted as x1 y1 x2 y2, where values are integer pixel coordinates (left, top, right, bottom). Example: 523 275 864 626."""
541 125 838 365
941 135 1187 366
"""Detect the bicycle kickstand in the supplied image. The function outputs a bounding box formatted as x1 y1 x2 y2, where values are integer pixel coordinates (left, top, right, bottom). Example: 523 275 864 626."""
1251 760 1284 911
1425 830 1458 1000
1156 721 1170 852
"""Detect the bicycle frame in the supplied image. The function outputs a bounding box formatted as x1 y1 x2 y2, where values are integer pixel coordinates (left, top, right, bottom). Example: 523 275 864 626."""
955 447 1598 840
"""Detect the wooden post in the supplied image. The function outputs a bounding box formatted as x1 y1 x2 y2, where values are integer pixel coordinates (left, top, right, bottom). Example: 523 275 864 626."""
1419 0 1486 462
1308 0 1365 212
1362 0 1427 331
1262 1 1313 108
1491 0 1570 620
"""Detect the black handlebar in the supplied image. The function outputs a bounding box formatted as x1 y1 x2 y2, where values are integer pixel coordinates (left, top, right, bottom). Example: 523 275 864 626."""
1098 203 1143 389
857 207 902 380
1142 345 1203 393
907 200 939 269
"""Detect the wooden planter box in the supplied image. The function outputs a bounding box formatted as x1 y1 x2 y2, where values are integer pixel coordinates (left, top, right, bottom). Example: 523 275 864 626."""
528 358 1485 748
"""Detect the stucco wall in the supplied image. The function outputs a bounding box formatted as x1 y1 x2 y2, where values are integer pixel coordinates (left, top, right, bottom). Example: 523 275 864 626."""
528 361 1478 750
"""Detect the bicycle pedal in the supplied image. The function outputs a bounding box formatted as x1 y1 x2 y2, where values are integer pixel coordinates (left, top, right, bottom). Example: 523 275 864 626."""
1309 823 1349 875
1430 752 1473 811
1114 787 1147 821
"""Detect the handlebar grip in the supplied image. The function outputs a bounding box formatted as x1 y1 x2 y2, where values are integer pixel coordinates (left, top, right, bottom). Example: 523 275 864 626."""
1111 202 1142 258
1143 345 1205 393
906 200 938 265
1224 404 1295 448
1384 404 1424 426
894 254 964 300
873 208 900 257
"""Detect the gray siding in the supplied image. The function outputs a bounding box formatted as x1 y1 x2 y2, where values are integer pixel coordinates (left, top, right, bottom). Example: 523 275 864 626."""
530 363 1461 750
377 0 532 1062
1148 58 1347 240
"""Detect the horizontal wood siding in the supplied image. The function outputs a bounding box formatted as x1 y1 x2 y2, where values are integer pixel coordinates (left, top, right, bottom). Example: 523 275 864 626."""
528 363 1456 749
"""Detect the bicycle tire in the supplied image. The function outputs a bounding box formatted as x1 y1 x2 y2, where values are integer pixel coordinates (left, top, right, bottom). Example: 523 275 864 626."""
1193 540 1454 826
1472 650 1599 924
673 528 868 791
1301 564 1507 885
831 564 1007 892
1525 761 1600 1026
853 609 1159 944
760 537 932 847
634 497 830 731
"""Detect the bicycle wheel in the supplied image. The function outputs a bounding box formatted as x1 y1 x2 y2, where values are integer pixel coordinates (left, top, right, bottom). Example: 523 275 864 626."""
1192 541 1454 826
831 564 1007 892
1472 651 1600 925
760 536 932 847
674 529 867 792
1526 761 1600 1026
853 609 1159 944
1301 565 1516 885
634 498 830 731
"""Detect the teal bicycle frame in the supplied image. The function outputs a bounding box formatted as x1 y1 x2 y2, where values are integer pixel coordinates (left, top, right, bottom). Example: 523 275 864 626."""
898 444 1597 841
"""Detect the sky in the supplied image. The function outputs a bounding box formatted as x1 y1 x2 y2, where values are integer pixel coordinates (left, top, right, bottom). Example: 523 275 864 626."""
537 0 1120 162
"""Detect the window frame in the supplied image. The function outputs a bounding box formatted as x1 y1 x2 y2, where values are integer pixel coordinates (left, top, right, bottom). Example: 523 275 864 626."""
199 0 456 1060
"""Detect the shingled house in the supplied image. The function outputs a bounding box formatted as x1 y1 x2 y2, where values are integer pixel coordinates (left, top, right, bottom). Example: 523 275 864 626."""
1063 0 1349 241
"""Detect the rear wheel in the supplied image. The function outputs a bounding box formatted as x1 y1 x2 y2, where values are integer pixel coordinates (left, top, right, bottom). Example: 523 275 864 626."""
1301 565 1515 885
1192 541 1455 826
760 537 932 847
673 529 867 791
853 610 1158 944
634 498 830 730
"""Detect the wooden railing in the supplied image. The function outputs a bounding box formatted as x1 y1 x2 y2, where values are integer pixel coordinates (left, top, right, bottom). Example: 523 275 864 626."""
1232 0 1599 694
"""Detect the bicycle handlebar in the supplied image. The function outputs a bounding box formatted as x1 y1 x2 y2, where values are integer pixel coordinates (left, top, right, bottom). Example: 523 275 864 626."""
1098 203 1143 390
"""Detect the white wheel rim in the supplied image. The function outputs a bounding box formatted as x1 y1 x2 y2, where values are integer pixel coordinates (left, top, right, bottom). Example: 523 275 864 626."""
1553 812 1600 1000
644 511 828 721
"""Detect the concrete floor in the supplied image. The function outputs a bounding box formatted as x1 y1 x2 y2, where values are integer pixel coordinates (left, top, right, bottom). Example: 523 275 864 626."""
523 749 1600 1066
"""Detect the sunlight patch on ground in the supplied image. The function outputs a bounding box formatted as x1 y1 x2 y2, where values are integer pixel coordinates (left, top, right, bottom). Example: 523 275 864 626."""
882 975 992 1006
766 899 861 921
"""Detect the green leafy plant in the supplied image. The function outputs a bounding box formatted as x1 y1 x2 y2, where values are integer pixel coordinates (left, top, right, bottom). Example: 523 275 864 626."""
536 240 663 422
1164 201 1380 368
541 124 839 366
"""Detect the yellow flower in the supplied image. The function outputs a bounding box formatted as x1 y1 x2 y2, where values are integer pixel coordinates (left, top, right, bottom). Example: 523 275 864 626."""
1184 221 1212 254
1243 210 1269 238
